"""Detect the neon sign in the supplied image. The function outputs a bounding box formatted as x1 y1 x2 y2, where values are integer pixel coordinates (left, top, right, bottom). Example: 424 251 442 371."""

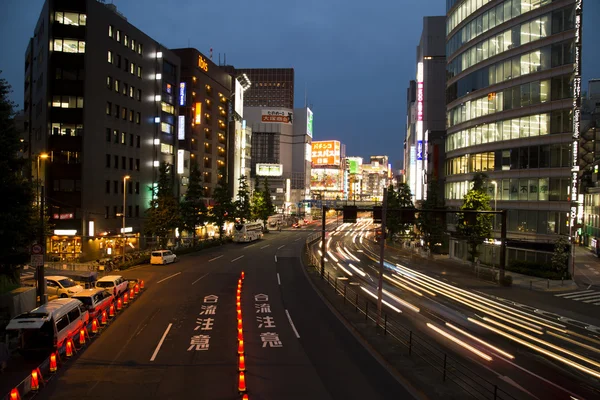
198 56 208 72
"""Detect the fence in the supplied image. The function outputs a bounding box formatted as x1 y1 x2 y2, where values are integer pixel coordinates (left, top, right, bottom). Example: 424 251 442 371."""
304 235 518 400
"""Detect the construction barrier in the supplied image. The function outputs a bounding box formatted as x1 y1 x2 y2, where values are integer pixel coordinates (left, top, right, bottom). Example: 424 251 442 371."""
4 278 147 400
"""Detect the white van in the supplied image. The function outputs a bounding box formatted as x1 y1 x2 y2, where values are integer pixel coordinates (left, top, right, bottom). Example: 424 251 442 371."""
95 275 129 297
6 298 89 357
46 276 84 298
150 250 177 265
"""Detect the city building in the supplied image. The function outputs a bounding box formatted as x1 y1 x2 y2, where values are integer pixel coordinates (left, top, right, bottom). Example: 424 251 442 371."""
346 156 364 201
581 79 600 253
26 0 181 261
361 156 390 202
404 16 447 204
310 140 345 201
444 0 583 265
235 68 294 109
172 48 232 198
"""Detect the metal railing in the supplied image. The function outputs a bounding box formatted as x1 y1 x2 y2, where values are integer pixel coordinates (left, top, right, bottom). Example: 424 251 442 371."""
304 236 519 400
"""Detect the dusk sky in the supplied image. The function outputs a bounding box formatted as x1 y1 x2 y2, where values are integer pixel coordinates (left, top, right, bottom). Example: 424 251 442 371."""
2 0 599 168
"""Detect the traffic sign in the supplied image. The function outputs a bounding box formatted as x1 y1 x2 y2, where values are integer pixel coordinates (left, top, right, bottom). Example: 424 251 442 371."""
31 254 44 267
31 244 42 255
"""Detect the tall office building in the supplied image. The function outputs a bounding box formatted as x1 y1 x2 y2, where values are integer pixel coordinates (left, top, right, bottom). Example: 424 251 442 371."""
26 0 181 261
404 16 447 204
445 0 583 264
235 68 294 108
172 48 232 198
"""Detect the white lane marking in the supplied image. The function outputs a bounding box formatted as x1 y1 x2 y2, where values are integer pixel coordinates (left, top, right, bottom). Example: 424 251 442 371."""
556 290 594 297
231 255 244 262
294 238 301 242
277 273 281 285
192 273 209 286
275 255 278 263
277 245 285 249
285 309 300 338
156 272 181 284
150 323 173 361
261 244 270 249
209 255 223 262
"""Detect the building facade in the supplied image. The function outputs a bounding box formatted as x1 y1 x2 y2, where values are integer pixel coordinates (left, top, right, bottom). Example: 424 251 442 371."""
361 157 390 201
26 0 182 261
235 68 294 109
405 16 447 204
445 0 582 264
172 48 232 199
310 140 345 201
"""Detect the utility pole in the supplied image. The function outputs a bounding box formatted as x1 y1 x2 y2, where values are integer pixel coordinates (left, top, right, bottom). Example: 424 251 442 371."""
376 187 388 329
38 185 46 305
320 205 326 278
499 209 507 282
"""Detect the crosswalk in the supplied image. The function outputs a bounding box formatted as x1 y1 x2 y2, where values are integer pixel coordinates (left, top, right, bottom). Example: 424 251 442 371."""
555 289 600 305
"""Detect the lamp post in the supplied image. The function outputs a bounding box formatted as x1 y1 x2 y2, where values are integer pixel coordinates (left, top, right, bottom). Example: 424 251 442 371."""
491 180 498 268
36 153 49 207
122 175 130 264
36 153 49 305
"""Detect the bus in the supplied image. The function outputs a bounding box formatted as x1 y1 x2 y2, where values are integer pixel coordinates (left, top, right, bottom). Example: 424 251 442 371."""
267 214 284 228
233 222 264 243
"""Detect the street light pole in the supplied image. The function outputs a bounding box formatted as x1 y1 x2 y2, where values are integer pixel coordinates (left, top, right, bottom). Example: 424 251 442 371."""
123 175 130 264
36 153 49 305
491 181 497 268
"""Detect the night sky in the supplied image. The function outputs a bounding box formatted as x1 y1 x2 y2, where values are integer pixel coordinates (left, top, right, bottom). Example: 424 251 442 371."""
1 0 599 168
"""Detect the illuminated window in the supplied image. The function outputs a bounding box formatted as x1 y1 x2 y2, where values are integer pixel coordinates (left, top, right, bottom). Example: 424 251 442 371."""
160 143 174 154
160 122 173 134
53 39 85 53
55 11 86 26
161 102 174 114
109 25 113 38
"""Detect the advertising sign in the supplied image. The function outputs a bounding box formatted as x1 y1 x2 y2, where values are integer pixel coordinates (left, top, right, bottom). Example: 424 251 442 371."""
179 82 186 106
198 55 208 72
311 140 341 166
256 163 283 176
305 143 312 162
416 140 423 161
234 79 244 118
261 109 293 124
310 168 343 191
307 108 313 138
194 102 202 124
570 0 583 230
178 115 185 140
177 149 185 174
347 157 362 174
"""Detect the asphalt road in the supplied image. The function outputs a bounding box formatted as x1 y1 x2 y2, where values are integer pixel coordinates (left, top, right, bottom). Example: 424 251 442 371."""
317 220 600 399
36 228 416 400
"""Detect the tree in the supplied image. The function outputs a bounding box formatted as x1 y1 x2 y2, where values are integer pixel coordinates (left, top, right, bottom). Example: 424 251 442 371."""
250 177 276 230
180 160 207 244
456 173 493 263
208 168 234 240
551 235 570 277
145 162 180 248
417 178 446 252
0 74 37 283
234 175 251 223
386 183 414 242
263 178 276 218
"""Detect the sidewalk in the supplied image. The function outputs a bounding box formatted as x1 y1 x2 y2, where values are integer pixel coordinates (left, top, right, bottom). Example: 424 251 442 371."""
573 245 600 287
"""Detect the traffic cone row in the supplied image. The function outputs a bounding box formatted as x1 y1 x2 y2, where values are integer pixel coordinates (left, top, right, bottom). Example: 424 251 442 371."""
7 281 150 399
237 271 247 395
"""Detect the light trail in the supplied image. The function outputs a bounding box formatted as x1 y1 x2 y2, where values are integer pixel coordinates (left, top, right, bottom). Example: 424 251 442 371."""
360 287 401 313
384 274 424 297
382 288 420 312
445 323 514 359
336 262 353 277
348 263 367 277
427 323 492 361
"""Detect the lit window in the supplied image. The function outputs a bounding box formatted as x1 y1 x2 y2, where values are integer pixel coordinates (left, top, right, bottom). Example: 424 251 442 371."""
156 51 163 58
124 35 128 46
161 102 174 114
108 50 113 63
137 43 143 55
116 30 121 42
153 161 159 167
108 25 113 38
160 122 173 134
131 39 135 51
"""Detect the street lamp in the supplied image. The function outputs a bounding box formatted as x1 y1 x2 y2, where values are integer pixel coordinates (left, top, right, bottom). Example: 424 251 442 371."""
36 153 49 305
491 180 498 268
36 153 49 206
122 175 130 263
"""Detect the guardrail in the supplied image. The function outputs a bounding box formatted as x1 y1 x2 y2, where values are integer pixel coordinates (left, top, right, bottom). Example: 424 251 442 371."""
304 237 518 400
2 279 146 400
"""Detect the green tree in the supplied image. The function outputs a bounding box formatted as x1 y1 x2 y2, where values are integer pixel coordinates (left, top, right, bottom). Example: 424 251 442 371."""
417 178 446 252
386 184 414 241
250 177 276 230
180 160 207 244
551 235 570 277
234 175 251 223
209 168 234 240
145 162 180 248
263 178 276 218
456 173 493 262
0 74 37 283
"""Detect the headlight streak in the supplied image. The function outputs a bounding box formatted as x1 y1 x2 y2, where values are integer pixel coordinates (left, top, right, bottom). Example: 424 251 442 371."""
383 274 424 297
336 262 353 276
348 263 367 277
547 331 600 355
469 318 600 379
427 323 492 361
327 251 339 263
360 287 401 313
389 273 436 296
344 248 361 262
393 263 566 333
445 322 515 359
382 288 420 312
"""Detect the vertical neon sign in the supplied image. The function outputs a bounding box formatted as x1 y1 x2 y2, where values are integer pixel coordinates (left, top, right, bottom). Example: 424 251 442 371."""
416 62 424 201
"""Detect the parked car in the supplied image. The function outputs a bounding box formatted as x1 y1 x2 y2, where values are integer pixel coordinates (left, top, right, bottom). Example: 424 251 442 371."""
72 288 114 319
95 275 129 297
45 276 84 298
150 250 177 265
6 298 89 357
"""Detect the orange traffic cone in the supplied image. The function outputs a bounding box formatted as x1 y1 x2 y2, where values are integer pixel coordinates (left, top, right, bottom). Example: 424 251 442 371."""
101 310 107 325
66 339 74 357
237 289 241 296
124 292 129 305
49 353 57 373
236 295 241 303
79 328 86 346
130 288 135 300
134 284 139 295
242 394 249 400
241 271 245 280
238 328 243 342
31 369 41 391
140 279 145 289
9 388 20 400
91 318 98 334
236 302 241 312
237 310 242 321
238 371 247 392
237 339 244 355
117 297 123 311
109 303 115 318
238 354 246 371
237 319 243 330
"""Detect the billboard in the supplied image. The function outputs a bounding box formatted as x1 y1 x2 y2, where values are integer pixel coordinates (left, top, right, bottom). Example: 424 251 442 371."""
347 157 362 174
177 149 185 174
234 79 244 118
311 140 341 166
178 115 185 140
194 102 202 124
307 108 313 138
261 109 293 124
305 143 312 162
310 168 343 191
256 163 283 176
179 82 186 106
